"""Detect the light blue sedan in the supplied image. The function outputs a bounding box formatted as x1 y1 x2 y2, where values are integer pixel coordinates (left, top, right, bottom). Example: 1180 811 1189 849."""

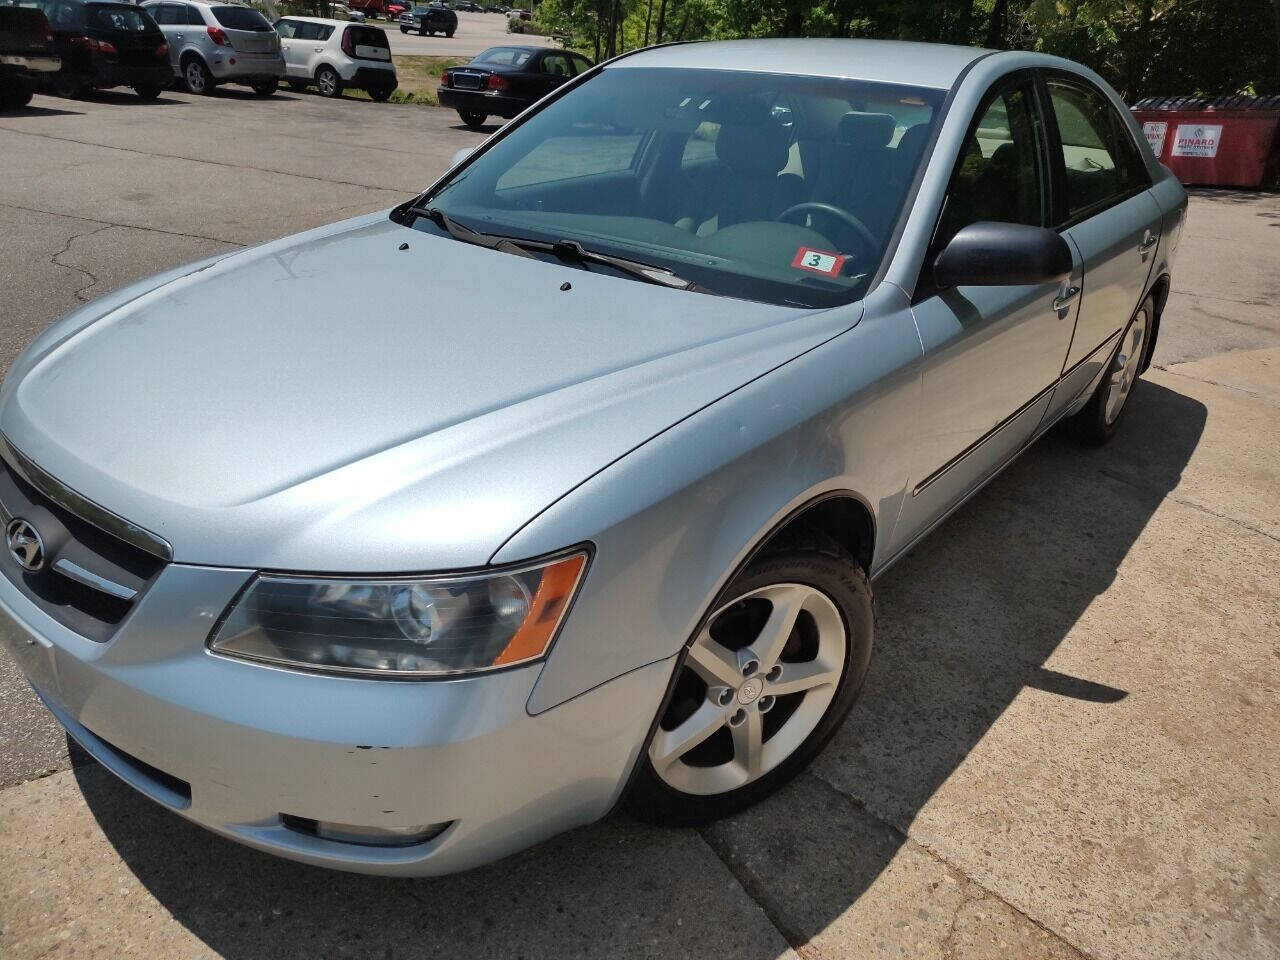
0 38 1185 874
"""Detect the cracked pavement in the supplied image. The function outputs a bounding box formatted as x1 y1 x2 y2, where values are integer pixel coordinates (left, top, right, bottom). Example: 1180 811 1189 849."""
1 89 1278 959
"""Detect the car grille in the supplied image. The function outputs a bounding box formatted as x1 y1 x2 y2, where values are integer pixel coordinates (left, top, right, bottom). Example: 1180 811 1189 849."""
0 441 167 643
451 71 483 90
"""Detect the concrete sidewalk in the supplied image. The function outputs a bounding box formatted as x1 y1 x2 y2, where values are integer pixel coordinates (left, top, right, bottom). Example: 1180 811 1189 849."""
0 92 1277 959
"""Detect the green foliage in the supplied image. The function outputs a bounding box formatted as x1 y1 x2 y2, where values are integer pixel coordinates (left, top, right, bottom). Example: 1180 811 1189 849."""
534 0 1279 99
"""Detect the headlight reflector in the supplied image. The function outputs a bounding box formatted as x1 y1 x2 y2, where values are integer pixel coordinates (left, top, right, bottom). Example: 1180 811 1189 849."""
209 552 586 677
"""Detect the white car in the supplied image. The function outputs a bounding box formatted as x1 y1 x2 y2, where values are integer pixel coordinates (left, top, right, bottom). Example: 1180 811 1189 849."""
272 16 396 100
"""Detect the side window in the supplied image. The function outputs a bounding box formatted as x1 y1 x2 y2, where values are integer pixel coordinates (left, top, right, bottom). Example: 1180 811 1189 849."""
147 4 172 24
316 24 335 41
274 18 296 38
935 82 1046 250
186 4 205 24
1046 76 1149 221
540 54 572 77
569 54 592 76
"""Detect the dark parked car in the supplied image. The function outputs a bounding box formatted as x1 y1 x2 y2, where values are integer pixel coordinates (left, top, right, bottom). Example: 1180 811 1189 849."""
0 2 59 108
397 2 453 36
437 44 591 127
453 1 480 10
25 0 169 99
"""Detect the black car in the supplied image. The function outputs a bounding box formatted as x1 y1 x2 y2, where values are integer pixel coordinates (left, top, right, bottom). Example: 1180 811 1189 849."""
0 3 60 108
437 44 591 128
397 2 454 36
26 0 169 98
453 1 480 10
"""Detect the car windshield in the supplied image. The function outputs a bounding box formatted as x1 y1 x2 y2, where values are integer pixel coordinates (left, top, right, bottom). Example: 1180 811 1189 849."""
417 66 942 308
88 2 156 31
210 5 271 30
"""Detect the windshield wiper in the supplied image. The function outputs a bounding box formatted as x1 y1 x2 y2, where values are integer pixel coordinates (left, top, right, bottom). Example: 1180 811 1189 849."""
544 239 713 293
408 205 533 258
408 207 712 293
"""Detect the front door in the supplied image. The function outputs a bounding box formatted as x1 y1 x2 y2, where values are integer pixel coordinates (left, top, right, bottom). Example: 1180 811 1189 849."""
889 75 1080 557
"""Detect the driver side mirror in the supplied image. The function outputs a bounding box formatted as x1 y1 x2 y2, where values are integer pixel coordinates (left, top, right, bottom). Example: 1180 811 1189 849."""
933 222 1072 289
449 146 476 167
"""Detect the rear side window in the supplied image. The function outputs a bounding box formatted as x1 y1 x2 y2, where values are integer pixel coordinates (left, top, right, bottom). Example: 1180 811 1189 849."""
273 17 296 37
1045 76 1149 221
540 53 572 76
185 4 205 23
89 4 158 31
210 5 271 30
40 0 85 27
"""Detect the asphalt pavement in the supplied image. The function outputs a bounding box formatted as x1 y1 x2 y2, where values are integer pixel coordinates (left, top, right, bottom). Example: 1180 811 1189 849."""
0 89 1277 960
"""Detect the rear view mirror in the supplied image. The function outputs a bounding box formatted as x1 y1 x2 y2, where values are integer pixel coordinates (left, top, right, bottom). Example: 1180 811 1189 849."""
450 146 476 167
933 222 1072 288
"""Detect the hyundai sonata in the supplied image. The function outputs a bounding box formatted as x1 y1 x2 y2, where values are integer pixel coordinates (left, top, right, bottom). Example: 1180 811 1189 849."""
0 38 1185 875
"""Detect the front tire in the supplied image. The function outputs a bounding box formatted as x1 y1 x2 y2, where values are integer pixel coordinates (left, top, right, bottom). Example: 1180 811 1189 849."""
1070 295 1153 446
625 543 874 826
315 65 342 98
445 27 454 37
133 82 162 100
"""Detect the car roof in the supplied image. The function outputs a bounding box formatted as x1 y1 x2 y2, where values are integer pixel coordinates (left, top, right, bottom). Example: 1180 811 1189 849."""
610 39 996 91
278 14 370 25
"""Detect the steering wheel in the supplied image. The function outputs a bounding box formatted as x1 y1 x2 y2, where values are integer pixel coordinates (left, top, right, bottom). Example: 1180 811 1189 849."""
775 202 878 259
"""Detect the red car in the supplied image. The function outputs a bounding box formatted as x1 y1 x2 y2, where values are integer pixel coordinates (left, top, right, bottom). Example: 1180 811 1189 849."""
347 0 408 19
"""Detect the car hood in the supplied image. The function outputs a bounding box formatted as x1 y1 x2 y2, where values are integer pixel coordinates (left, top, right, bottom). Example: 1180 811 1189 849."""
1 212 859 571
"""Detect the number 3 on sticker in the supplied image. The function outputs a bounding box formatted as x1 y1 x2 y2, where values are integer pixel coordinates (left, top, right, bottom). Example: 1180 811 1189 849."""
792 247 847 277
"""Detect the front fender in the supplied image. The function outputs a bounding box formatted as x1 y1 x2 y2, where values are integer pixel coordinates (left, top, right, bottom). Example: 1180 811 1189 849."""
495 287 923 714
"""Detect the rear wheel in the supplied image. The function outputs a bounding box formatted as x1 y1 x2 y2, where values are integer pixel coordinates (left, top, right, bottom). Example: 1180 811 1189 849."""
315 65 342 98
182 57 213 95
445 27 454 37
420 26 431 35
1070 295 1153 446
251 79 278 97
458 108 487 128
0 79 35 109
134 82 162 100
625 543 874 826
53 71 89 99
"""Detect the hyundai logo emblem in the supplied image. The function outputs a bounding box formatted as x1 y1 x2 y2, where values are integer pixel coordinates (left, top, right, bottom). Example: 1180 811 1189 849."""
6 518 45 572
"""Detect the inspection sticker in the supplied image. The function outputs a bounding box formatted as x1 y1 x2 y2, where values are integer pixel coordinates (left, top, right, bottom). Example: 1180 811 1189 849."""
792 247 847 277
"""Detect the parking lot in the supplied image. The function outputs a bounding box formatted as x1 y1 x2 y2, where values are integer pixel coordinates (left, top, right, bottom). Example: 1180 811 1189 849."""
386 9 556 56
0 89 1277 960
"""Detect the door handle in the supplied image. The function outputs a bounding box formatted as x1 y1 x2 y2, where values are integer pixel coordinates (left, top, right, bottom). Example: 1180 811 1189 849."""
313 46 323 52
1138 232 1158 258
1053 285 1081 312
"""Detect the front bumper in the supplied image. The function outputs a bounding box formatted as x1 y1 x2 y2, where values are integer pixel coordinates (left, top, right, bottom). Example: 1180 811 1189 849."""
437 86 525 118
0 562 671 876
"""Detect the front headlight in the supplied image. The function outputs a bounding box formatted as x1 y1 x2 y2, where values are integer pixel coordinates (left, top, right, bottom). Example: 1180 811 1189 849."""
208 551 587 677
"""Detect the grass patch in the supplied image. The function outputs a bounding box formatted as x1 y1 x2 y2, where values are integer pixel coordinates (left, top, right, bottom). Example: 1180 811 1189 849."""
344 55 469 105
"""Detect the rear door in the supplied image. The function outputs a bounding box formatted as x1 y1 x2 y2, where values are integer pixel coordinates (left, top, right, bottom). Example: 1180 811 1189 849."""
1040 72 1162 420
87 3 164 70
535 50 573 97
889 73 1081 556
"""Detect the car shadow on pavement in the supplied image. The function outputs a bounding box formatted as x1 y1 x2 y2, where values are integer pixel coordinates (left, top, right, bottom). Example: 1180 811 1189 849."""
0 104 83 117
73 378 1206 958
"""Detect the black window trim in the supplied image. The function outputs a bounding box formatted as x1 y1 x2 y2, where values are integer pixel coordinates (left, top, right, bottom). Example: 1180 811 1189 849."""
911 67 1051 304
1036 68 1153 231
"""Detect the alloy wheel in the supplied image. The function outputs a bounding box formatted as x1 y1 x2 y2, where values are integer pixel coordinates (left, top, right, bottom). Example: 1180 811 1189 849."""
650 582 847 796
185 61 207 94
1105 305 1149 424
317 68 339 97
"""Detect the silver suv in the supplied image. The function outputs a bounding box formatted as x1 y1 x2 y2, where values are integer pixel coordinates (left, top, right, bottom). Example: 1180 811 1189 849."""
143 0 284 96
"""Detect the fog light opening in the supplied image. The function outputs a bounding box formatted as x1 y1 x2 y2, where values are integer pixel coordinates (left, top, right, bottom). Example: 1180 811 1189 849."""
281 814 451 847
